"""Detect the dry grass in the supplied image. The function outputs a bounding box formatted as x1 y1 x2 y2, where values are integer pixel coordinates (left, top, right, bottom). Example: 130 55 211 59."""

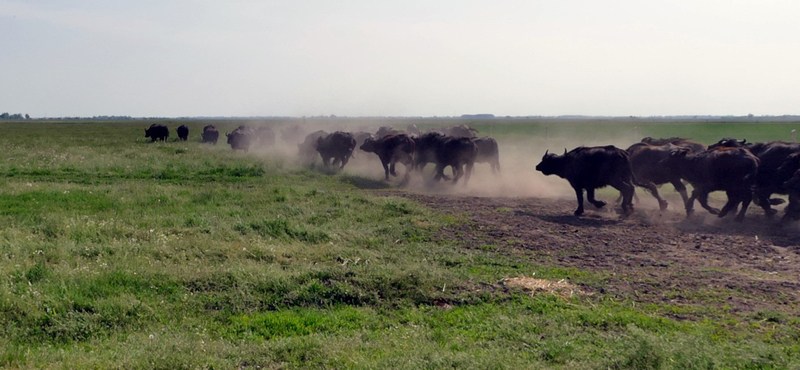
502 276 581 299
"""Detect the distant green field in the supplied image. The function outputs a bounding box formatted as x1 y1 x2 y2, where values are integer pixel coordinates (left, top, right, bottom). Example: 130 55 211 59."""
1 120 799 368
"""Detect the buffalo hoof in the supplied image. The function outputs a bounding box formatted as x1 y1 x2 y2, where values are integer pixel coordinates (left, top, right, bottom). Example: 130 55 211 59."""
764 209 778 218
658 200 669 211
592 201 607 209
685 208 695 218
574 209 584 216
708 207 720 215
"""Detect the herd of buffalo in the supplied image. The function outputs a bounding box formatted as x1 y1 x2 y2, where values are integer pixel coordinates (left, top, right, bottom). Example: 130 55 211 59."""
144 123 800 223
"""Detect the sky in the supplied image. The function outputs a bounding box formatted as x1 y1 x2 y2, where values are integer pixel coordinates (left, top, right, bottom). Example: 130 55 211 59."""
1 0 799 117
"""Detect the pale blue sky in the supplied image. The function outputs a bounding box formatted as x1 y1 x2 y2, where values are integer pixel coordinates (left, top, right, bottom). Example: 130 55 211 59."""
2 0 798 117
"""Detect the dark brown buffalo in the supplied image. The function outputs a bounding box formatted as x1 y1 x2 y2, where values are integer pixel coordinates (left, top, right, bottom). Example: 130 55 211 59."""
316 131 357 169
176 125 189 141
625 142 688 210
413 132 448 177
298 130 328 164
440 124 478 138
709 138 800 216
782 170 800 221
145 124 169 142
472 137 501 174
433 137 478 185
360 134 415 182
226 127 253 152
641 137 706 153
376 126 404 138
202 125 219 144
662 147 759 221
536 146 636 216
254 126 275 146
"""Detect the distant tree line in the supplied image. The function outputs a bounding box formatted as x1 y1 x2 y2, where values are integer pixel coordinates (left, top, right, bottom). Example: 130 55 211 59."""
0 113 30 120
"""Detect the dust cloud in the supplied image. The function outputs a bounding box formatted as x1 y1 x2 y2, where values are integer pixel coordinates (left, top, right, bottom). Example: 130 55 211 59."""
242 121 679 213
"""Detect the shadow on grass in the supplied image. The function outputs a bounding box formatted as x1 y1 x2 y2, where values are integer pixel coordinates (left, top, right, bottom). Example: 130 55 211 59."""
340 174 392 190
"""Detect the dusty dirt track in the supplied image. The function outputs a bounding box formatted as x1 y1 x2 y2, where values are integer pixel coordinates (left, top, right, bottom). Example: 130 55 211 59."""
391 192 800 318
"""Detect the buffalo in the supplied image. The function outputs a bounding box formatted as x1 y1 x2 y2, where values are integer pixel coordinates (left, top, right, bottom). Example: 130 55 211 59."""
641 137 706 153
783 170 800 222
472 137 501 174
298 130 329 164
536 146 636 216
413 132 447 175
434 137 478 185
177 125 189 141
226 127 253 152
709 138 800 216
439 124 478 138
316 131 357 169
145 124 169 142
376 126 404 139
202 125 219 144
625 142 689 210
255 126 276 147
360 134 415 183
662 147 759 221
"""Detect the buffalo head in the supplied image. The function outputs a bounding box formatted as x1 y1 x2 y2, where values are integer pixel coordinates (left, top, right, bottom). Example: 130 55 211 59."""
535 150 563 176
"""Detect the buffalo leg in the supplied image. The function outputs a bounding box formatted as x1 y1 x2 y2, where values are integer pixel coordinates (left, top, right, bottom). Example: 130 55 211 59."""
695 190 720 215
340 155 350 169
671 179 690 209
718 190 740 218
380 159 391 180
433 164 445 182
452 165 464 184
399 162 412 187
586 188 607 209
613 181 635 216
756 190 778 217
463 162 474 186
685 191 698 217
735 188 752 222
781 194 800 223
573 185 585 216
641 181 668 210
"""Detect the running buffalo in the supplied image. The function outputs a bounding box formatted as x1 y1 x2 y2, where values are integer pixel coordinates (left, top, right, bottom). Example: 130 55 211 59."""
662 147 759 221
360 134 415 183
536 146 636 216
709 138 800 217
472 137 501 174
202 125 219 144
298 130 328 164
227 126 253 152
625 142 689 210
316 131 357 169
413 132 478 184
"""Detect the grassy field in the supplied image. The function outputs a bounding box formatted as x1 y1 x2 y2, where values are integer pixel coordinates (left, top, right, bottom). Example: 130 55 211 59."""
1 119 799 368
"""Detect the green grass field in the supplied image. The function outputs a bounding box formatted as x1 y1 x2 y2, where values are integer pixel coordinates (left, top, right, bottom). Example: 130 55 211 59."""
1 119 799 368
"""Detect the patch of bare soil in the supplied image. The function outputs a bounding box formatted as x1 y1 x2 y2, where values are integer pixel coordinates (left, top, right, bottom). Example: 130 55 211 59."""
393 192 800 317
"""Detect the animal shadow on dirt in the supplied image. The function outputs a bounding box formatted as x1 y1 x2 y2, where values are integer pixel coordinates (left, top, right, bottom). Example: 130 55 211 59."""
673 212 800 247
340 175 393 190
516 210 623 227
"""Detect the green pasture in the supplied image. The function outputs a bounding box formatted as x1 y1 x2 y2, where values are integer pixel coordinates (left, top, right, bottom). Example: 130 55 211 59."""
0 120 798 368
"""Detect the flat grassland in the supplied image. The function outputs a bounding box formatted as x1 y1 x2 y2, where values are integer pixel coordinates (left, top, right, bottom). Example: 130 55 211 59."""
1 119 799 369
